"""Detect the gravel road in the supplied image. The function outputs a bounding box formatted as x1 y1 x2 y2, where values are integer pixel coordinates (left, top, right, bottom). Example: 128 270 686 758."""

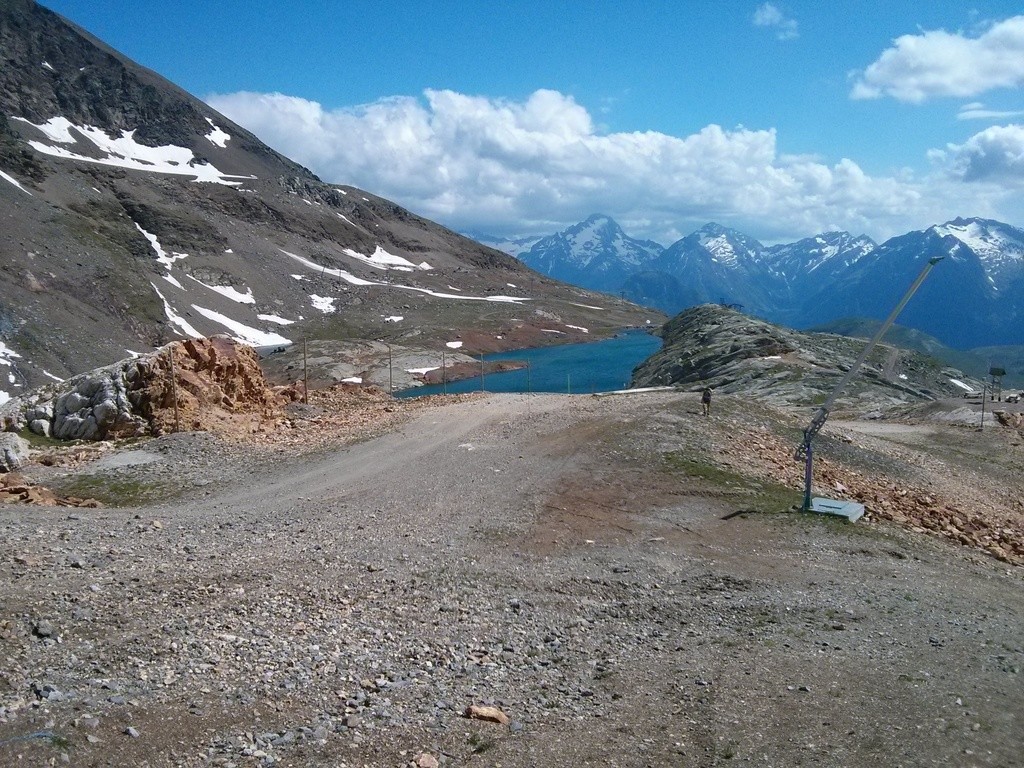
1 391 1022 767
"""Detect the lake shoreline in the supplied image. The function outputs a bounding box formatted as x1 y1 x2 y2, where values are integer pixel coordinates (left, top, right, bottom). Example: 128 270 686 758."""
395 328 663 397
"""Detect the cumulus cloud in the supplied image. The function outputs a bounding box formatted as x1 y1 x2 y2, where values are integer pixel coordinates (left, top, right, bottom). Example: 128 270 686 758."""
752 3 799 41
207 87 1016 242
931 123 1024 183
851 15 1024 102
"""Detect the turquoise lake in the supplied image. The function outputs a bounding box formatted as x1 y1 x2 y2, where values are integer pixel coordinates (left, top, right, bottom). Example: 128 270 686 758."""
395 329 662 397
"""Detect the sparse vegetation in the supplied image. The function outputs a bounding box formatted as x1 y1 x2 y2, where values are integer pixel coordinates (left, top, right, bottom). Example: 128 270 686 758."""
468 731 496 754
56 474 181 506
661 451 802 512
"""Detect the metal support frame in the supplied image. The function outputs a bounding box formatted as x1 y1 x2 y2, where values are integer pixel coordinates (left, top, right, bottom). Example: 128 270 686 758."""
796 256 943 519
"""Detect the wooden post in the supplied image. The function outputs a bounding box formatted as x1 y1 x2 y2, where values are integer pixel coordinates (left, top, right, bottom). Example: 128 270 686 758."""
303 337 308 404
168 344 180 434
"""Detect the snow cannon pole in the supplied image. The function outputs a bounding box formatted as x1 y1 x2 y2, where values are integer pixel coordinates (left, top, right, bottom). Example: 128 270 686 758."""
797 255 944 514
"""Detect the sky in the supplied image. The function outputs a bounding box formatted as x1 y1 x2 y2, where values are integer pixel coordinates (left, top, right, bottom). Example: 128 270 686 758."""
41 0 1024 245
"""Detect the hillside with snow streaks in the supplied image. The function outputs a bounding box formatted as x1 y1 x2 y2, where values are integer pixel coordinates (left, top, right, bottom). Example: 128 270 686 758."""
0 1 654 392
0 342 23 405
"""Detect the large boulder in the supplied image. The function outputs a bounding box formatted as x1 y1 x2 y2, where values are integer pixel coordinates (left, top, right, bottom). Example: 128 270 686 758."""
0 433 30 472
0 337 287 441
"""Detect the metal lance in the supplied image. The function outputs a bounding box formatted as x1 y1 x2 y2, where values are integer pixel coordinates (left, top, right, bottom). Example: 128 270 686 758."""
795 256 943 517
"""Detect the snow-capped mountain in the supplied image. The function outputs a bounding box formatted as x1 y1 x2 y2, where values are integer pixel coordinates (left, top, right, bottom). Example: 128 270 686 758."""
650 223 775 311
516 214 664 294
514 215 1022 349
0 1 654 402
797 218 1024 347
930 217 1024 284
764 231 877 288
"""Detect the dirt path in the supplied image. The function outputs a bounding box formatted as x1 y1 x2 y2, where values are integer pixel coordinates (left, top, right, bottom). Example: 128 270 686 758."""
1 392 1022 767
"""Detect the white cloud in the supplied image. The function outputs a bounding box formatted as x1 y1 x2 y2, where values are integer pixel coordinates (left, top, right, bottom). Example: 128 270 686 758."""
851 15 1024 102
752 3 799 41
957 102 1024 120
931 123 1024 184
208 87 1019 243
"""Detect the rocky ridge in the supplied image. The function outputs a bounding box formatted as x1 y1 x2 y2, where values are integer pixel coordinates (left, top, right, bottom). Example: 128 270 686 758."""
631 304 984 411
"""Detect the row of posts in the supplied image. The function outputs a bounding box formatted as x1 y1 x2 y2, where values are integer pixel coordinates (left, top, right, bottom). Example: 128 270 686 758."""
163 338 583 437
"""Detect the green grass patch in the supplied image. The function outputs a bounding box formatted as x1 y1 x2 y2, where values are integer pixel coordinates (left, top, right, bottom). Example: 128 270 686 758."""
55 475 181 506
16 430 78 450
661 452 802 513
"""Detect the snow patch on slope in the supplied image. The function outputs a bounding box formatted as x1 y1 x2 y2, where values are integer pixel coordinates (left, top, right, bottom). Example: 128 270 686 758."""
0 169 32 195
189 305 290 346
13 116 251 185
204 118 230 148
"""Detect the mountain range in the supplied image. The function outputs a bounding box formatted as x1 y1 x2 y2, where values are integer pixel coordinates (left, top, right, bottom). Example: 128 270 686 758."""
0 0 655 403
496 215 1023 350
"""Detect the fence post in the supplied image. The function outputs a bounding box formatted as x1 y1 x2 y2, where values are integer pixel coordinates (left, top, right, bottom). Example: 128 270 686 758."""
168 344 180 434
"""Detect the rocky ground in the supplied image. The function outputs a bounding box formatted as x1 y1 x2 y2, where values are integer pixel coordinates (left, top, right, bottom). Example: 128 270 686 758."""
1 387 1022 767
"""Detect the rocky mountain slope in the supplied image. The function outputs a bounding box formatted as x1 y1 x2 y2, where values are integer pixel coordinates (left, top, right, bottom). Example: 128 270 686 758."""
489 214 1023 350
0 0 657 404
631 304 985 413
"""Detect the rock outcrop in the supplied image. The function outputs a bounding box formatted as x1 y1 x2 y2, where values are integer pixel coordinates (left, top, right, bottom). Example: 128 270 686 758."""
0 433 29 472
0 337 292 441
631 305 982 411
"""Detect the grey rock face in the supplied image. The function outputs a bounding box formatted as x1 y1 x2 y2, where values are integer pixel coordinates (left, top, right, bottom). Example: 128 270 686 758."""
0 432 30 471
2 356 151 442
632 304 983 410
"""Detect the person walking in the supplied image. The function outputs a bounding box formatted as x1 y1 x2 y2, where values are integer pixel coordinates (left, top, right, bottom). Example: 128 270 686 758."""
701 386 712 417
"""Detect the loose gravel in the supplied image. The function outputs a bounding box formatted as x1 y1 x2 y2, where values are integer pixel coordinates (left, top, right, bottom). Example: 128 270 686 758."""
1 391 1022 767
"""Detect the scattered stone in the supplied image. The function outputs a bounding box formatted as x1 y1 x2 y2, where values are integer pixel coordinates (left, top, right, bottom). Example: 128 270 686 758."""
412 752 439 768
464 704 510 725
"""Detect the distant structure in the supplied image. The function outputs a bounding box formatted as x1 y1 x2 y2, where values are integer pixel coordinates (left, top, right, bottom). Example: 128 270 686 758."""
989 366 1005 401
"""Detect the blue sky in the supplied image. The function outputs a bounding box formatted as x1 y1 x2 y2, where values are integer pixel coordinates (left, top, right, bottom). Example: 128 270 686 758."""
43 1 1024 245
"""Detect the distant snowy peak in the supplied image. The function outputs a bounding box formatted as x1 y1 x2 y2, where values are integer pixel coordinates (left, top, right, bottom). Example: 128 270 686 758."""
464 231 542 258
766 231 877 274
686 222 764 267
527 214 663 270
930 217 1024 266
559 214 662 265
514 214 664 293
